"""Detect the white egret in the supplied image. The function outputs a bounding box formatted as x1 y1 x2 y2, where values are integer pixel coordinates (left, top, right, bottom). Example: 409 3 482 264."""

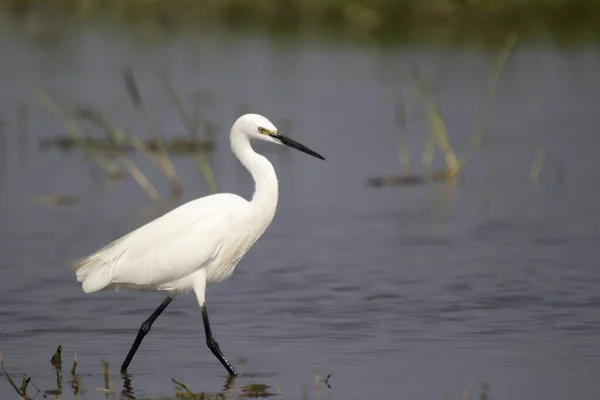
71 113 325 375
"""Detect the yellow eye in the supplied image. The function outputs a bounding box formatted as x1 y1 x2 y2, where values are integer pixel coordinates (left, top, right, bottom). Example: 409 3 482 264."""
258 127 267 134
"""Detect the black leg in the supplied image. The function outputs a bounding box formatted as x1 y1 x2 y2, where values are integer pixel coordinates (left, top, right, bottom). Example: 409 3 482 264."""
201 303 237 376
120 295 174 372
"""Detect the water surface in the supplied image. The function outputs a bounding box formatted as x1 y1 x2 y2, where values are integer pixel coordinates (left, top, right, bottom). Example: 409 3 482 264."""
0 19 599 400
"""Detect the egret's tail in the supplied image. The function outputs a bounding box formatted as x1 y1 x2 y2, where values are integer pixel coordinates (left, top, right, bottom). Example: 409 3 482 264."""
72 239 128 293
71 255 114 293
71 232 131 293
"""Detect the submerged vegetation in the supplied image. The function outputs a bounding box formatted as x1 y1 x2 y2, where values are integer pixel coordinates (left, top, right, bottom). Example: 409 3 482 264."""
0 344 330 399
1 0 600 44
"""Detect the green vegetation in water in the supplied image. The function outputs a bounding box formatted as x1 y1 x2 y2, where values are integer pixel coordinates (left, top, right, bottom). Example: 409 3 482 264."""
0 344 493 399
2 0 600 45
50 344 62 369
123 68 184 198
25 69 221 205
0 345 332 399
157 69 219 194
26 85 125 181
171 377 229 399
367 32 518 188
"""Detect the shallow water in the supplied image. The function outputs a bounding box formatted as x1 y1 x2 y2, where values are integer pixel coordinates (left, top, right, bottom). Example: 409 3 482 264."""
1 18 600 400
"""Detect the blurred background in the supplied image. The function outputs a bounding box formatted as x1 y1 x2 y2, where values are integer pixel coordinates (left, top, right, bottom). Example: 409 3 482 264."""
0 1 599 399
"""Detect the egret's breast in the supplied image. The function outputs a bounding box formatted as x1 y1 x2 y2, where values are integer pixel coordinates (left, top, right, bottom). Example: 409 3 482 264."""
205 224 265 284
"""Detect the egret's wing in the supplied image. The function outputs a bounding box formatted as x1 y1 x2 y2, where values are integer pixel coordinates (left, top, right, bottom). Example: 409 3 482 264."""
113 211 227 286
73 195 246 292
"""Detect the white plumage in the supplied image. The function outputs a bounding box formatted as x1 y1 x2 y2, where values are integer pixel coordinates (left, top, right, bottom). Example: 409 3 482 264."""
73 194 245 292
70 113 325 375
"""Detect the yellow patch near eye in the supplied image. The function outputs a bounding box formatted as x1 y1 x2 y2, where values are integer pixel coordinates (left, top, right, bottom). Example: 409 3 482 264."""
258 127 274 135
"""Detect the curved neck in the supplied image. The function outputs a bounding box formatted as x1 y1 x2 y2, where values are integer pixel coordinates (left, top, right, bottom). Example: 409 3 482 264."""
230 133 279 221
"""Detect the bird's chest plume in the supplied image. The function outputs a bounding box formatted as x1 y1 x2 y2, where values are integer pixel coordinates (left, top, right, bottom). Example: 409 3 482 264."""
206 228 260 283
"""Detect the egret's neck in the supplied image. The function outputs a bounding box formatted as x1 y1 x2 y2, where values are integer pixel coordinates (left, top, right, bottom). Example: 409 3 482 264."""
230 133 279 220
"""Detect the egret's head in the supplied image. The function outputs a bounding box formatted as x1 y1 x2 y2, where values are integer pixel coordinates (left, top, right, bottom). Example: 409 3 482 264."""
232 113 326 160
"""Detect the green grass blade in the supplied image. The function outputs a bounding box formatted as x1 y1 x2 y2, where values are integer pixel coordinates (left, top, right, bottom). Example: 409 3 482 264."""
157 69 218 194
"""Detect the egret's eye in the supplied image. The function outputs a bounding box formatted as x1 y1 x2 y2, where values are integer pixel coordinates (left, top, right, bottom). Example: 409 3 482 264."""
258 127 267 134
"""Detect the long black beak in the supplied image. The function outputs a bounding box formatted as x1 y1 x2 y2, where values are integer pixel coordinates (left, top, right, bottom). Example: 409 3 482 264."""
273 133 326 161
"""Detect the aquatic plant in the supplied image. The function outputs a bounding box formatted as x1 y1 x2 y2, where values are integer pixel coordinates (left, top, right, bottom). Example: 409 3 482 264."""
0 344 334 400
367 32 518 187
27 70 219 204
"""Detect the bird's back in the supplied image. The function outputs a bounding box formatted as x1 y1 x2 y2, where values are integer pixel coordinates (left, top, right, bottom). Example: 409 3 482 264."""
72 193 256 293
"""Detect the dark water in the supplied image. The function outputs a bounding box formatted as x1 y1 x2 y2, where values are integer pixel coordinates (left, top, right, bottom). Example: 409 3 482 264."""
1 17 600 400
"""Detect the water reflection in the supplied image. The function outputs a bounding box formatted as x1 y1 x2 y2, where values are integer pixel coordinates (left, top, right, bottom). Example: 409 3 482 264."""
5 363 246 400
119 372 271 400
121 374 135 399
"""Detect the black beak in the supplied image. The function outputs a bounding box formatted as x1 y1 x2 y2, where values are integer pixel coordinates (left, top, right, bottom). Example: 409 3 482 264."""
273 133 326 161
